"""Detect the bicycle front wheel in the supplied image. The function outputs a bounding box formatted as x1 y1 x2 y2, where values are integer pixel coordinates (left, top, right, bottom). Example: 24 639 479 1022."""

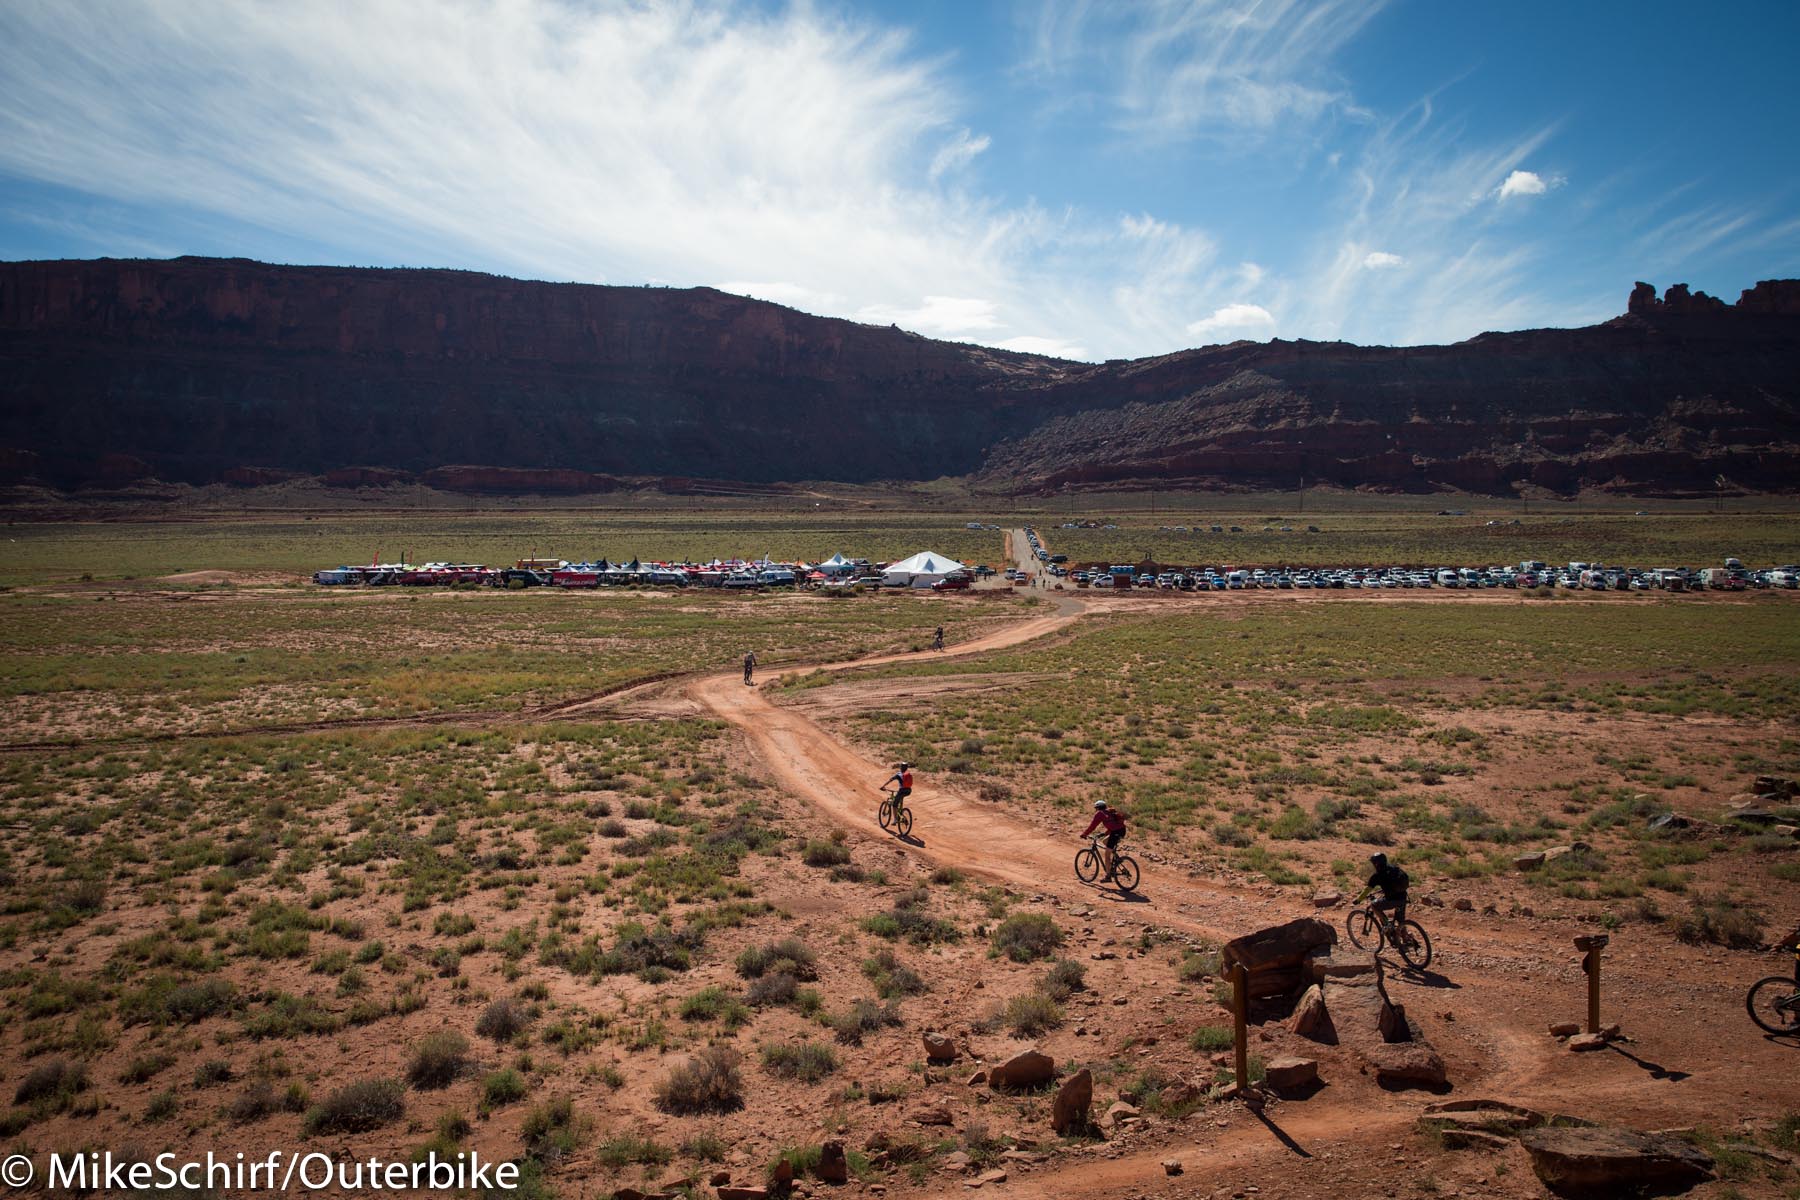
877 801 894 832
1395 920 1433 970
1074 848 1100 883
1346 909 1380 951
895 806 913 838
1112 855 1140 892
1747 976 1800 1035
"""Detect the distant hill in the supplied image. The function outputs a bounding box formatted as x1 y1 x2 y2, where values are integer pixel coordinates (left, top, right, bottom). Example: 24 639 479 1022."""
2 257 1796 496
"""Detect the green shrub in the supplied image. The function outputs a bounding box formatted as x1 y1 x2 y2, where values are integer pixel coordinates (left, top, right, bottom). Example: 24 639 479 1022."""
654 1045 744 1115
522 1096 588 1166
862 948 925 998
1041 959 1086 1001
802 839 851 868
1673 896 1764 948
828 999 902 1046
476 996 533 1042
407 1031 470 1089
1003 991 1063 1036
304 1079 404 1135
679 986 750 1028
1188 1024 1233 1051
990 912 1064 962
761 1041 839 1083
482 1068 528 1107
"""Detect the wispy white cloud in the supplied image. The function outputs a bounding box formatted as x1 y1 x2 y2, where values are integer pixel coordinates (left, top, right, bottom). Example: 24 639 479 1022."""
1019 0 1388 141
1186 302 1275 340
1361 250 1404 269
0 0 1259 361
928 129 991 180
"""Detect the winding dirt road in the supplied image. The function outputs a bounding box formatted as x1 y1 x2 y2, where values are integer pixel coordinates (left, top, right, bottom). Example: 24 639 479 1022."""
688 585 1800 1200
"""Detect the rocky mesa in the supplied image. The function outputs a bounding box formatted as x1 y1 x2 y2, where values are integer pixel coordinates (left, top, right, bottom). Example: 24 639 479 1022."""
1 257 1796 496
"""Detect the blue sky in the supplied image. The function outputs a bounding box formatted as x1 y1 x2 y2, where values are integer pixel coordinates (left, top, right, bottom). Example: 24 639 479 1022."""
1 1 1795 360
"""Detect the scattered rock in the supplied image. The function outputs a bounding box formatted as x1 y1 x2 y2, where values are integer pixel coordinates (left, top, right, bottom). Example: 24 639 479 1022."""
1162 1160 1184 1176
1051 1068 1092 1135
964 1069 988 1087
1452 897 1474 912
1306 953 1375 981
1567 1032 1608 1052
1368 1042 1447 1089
967 1169 1007 1188
1158 1081 1202 1110
1311 890 1343 908
1102 1100 1141 1130
1419 1099 1546 1134
911 1106 954 1126
923 1032 958 1063
709 1170 733 1188
1549 1022 1581 1038
1441 1129 1514 1152
1289 983 1338 1045
815 1142 848 1185
1520 1125 1715 1198
717 1188 769 1200
940 1151 971 1174
1263 1057 1319 1096
989 1050 1055 1092
1514 851 1547 871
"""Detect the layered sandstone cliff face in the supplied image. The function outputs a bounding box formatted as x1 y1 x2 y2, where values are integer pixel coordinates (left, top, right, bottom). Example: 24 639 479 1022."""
1 257 1795 495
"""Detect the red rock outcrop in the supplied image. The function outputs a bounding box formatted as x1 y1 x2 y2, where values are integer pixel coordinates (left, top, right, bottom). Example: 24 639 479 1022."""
1 259 1796 496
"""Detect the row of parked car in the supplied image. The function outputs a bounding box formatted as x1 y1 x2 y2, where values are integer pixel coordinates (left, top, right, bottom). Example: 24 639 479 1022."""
1062 560 1800 592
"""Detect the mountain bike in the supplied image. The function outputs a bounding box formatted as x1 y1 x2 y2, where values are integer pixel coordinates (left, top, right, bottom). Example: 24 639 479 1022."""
1345 901 1433 970
877 789 913 838
1746 946 1800 1036
1074 836 1139 892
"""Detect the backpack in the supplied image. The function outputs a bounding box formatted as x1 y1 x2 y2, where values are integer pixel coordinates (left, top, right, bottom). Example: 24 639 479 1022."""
1387 864 1410 893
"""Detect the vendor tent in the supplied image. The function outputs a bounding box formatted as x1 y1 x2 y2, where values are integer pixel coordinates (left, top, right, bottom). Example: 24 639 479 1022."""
818 552 856 577
882 551 967 588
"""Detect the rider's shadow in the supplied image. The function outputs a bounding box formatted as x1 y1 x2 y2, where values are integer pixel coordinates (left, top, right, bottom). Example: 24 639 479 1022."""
1092 885 1149 905
1388 963 1460 990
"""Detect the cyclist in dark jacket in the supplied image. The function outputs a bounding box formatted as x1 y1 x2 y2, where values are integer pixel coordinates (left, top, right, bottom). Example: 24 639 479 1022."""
1357 852 1409 925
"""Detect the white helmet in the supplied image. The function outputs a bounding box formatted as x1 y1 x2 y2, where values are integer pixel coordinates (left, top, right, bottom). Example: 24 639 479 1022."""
1094 800 1107 809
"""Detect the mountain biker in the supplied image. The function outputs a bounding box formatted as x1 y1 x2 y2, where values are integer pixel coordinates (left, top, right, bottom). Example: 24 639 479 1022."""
1356 852 1410 928
743 651 756 686
881 762 913 810
933 626 945 651
1080 800 1127 880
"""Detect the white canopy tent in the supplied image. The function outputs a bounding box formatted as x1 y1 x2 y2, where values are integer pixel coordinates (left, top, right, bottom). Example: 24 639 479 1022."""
882 551 967 588
818 552 856 577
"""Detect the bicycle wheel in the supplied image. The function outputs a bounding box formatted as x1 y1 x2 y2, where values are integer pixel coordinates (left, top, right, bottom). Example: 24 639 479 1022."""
896 806 913 838
1074 848 1100 883
1345 909 1380 951
1111 855 1141 892
1747 976 1800 1035
1394 920 1433 970
877 800 893 832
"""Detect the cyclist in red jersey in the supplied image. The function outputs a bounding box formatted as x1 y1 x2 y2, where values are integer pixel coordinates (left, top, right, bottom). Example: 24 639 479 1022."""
1080 800 1127 879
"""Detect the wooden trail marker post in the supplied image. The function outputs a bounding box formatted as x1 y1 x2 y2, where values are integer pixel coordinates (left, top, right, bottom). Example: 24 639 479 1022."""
1574 933 1609 1034
1232 961 1250 1096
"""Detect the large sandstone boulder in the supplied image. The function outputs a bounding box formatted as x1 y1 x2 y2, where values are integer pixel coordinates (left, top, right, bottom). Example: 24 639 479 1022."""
1520 1126 1715 1197
1367 1042 1447 1090
815 1141 848 1184
1051 1068 1092 1134
1263 1057 1319 1095
1419 1099 1545 1135
1289 984 1338 1044
988 1049 1055 1092
923 1032 957 1063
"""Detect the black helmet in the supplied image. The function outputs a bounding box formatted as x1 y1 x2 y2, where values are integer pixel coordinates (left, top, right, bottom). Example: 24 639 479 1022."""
1370 852 1387 866
1094 799 1108 809
897 762 910 770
